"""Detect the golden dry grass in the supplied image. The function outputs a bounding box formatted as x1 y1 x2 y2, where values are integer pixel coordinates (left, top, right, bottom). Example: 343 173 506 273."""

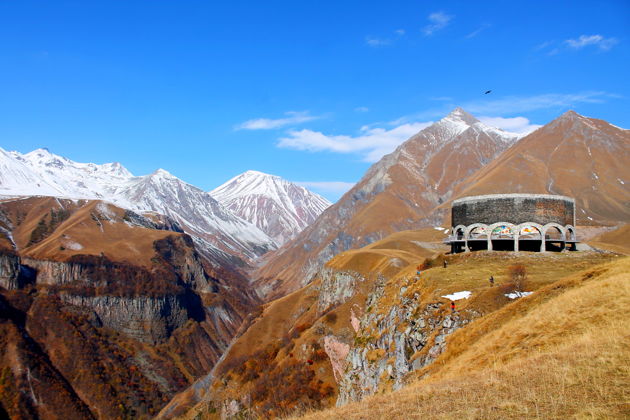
295 257 630 420
588 224 630 255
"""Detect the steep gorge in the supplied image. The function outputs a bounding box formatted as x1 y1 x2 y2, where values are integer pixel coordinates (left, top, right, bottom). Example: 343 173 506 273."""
0 197 259 418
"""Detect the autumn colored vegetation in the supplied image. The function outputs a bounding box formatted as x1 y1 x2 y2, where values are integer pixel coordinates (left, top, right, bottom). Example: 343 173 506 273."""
219 334 334 418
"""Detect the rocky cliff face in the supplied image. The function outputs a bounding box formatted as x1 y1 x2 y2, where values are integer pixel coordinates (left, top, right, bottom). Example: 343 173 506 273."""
316 267 367 315
60 294 192 344
0 253 20 290
0 252 35 290
336 283 473 405
0 197 261 418
313 260 476 405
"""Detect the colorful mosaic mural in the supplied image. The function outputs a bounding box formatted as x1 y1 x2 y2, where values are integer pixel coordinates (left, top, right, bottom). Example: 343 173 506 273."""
491 225 513 236
469 226 487 237
520 225 541 236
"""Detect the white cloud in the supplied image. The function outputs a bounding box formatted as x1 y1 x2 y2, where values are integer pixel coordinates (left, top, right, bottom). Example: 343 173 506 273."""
534 40 553 51
366 37 391 47
295 181 356 195
462 91 614 115
366 29 406 47
355 106 369 112
465 23 490 39
236 111 319 130
278 121 432 162
423 11 453 35
478 116 542 135
565 34 618 51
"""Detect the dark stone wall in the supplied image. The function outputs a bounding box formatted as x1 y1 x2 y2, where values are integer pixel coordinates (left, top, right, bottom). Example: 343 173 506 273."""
452 195 574 227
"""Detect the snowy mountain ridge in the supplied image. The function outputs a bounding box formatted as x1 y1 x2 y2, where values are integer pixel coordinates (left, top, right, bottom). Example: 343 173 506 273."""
211 170 331 245
422 107 520 147
0 148 276 264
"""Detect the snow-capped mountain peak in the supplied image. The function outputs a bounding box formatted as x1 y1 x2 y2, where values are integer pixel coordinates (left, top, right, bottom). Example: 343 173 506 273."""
211 171 331 245
0 148 277 265
150 168 176 178
432 107 519 144
443 107 479 126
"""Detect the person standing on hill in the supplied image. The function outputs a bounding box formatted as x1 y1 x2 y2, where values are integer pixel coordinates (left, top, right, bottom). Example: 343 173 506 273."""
489 275 495 286
450 301 456 312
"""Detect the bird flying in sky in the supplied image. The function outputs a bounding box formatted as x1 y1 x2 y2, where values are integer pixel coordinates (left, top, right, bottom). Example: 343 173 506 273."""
484 90 492 94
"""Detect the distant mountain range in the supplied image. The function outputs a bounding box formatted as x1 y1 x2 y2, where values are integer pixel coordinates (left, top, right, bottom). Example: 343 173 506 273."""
255 108 630 299
0 148 329 272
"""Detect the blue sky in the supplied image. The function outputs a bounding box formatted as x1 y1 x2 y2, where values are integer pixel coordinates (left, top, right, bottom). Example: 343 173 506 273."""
1 1 628 201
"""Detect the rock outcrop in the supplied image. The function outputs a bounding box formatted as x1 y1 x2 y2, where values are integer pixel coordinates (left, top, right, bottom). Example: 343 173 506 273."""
60 294 195 344
317 267 367 315
0 252 35 290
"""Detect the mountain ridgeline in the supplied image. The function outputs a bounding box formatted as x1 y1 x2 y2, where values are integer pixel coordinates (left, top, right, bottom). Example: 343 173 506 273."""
254 108 630 299
0 149 331 278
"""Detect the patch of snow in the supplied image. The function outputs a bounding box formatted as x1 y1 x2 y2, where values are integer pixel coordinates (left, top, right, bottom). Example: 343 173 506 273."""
587 216 593 221
505 291 533 299
608 123 629 131
441 291 471 301
592 172 599 180
618 178 625 185
96 202 116 221
64 240 83 250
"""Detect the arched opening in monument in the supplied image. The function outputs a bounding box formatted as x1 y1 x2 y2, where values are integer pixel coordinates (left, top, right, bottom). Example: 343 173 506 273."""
491 224 515 251
518 225 542 252
467 226 488 251
455 227 465 240
545 226 566 251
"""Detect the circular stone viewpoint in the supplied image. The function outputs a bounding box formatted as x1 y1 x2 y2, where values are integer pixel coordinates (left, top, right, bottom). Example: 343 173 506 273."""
445 194 579 253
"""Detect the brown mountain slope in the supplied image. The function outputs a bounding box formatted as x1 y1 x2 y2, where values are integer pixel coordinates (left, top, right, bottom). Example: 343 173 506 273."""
0 197 261 418
255 109 517 299
0 196 181 266
447 110 630 225
158 228 445 419
587 223 630 254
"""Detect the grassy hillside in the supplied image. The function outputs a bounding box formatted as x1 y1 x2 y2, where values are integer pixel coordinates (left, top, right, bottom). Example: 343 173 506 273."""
296 256 630 419
587 224 630 255
172 227 622 419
